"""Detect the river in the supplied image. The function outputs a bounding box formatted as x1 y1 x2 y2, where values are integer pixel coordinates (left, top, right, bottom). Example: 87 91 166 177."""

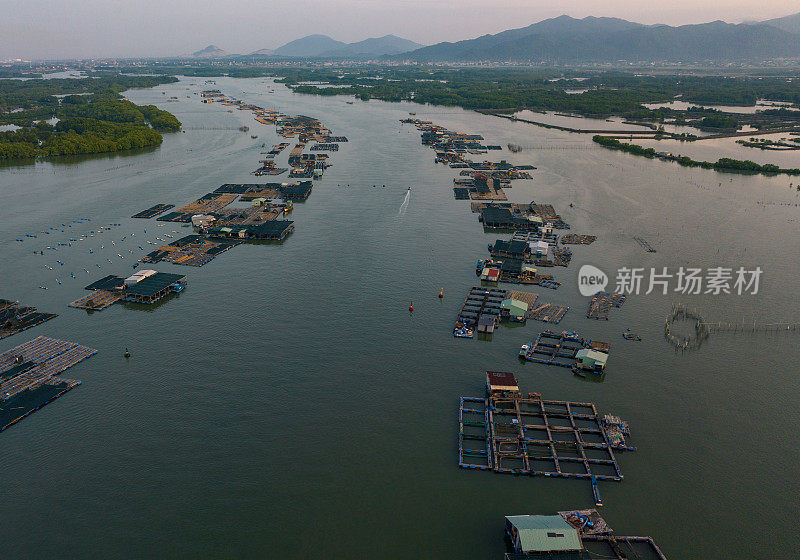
0 76 798 559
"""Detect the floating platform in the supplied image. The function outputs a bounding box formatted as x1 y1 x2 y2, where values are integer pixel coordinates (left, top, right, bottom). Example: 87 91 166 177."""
207 221 294 241
0 299 58 340
558 509 613 535
0 336 97 434
311 143 339 151
454 287 507 338
561 234 597 245
581 535 668 560
510 230 559 245
587 292 626 320
519 330 588 367
131 203 174 219
71 272 187 309
528 302 569 324
453 187 471 200
458 386 632 482
157 193 237 222
252 166 287 176
140 235 242 267
67 290 125 311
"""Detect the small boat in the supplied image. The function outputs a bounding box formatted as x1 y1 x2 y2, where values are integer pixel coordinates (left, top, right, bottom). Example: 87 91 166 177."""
454 327 474 338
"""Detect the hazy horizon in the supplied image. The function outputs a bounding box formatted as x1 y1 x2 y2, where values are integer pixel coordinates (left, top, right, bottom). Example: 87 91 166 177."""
1 0 799 60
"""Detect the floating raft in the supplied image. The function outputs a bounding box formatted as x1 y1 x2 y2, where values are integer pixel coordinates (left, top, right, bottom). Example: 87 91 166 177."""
310 143 339 151
0 336 97 434
581 535 669 560
141 235 242 267
528 302 569 324
587 292 626 320
70 272 187 309
454 287 507 337
558 508 613 535
458 389 632 482
519 330 588 367
561 234 597 245
131 203 174 219
511 230 559 245
0 299 58 340
158 193 237 222
68 289 125 311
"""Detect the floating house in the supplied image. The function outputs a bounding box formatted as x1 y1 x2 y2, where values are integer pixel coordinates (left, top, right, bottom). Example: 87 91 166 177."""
486 370 519 394
191 214 216 228
531 240 549 258
279 181 313 200
575 349 609 373
207 221 294 241
481 267 501 283
72 271 187 309
505 515 583 555
490 239 530 260
500 298 529 322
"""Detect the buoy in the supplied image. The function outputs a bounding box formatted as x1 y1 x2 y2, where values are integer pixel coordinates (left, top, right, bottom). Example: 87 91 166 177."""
439 288 444 298
124 348 131 358
409 301 414 312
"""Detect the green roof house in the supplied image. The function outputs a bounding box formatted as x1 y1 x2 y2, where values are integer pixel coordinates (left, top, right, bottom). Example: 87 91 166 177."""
505 515 583 554
500 298 529 322
575 348 609 372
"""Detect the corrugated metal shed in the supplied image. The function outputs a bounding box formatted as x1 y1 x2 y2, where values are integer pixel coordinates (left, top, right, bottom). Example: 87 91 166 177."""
575 349 608 368
506 515 582 553
501 298 529 318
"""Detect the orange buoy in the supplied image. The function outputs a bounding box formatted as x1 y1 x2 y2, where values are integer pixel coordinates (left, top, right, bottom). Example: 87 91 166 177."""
438 288 444 298
409 301 414 312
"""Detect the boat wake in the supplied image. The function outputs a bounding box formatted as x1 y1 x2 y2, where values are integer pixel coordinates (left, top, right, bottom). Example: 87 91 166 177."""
398 188 411 216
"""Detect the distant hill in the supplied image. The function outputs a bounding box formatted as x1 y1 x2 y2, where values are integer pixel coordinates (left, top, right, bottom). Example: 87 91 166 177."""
762 12 800 35
320 35 423 58
190 45 229 58
396 15 800 63
249 48 275 56
270 34 422 58
273 35 346 57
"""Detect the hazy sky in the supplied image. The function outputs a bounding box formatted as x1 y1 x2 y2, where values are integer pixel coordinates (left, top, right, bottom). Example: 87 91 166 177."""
2 0 799 60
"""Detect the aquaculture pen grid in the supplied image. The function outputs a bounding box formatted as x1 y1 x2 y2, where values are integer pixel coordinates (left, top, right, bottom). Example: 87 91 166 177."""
458 392 629 482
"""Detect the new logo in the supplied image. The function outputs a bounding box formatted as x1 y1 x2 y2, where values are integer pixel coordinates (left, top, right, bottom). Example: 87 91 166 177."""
578 264 608 296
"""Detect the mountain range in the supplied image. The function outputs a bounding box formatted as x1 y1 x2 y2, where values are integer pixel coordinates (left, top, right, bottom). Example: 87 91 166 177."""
187 35 422 59
188 12 800 64
395 15 800 63
271 34 423 58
